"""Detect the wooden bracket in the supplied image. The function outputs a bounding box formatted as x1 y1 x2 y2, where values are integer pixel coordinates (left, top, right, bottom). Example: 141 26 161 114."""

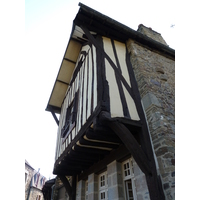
49 108 59 126
57 175 72 198
108 121 152 175
57 175 76 200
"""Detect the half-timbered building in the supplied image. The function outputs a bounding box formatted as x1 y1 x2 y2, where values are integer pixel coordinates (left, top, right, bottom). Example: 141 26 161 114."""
46 3 175 200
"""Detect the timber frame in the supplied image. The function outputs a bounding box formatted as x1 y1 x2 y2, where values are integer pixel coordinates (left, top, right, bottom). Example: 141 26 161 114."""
46 3 175 200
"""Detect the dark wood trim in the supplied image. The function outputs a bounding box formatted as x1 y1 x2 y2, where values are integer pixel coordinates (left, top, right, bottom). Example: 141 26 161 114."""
81 56 86 126
62 122 75 144
71 175 76 200
78 144 130 181
107 121 151 175
57 175 72 198
63 58 76 64
46 105 61 114
49 107 59 126
96 35 110 112
76 3 175 59
85 128 122 144
80 25 135 102
79 136 119 149
72 144 111 155
70 50 88 86
54 104 102 169
57 79 70 86
86 48 90 118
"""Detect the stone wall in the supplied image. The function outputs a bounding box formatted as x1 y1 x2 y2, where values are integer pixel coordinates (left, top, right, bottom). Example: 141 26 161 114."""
75 159 151 200
76 180 86 200
107 161 124 200
28 187 44 200
52 177 69 200
25 161 46 200
133 161 150 200
88 173 98 200
25 163 35 200
127 35 175 200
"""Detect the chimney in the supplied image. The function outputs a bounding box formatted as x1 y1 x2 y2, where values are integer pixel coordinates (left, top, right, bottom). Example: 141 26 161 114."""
137 24 168 46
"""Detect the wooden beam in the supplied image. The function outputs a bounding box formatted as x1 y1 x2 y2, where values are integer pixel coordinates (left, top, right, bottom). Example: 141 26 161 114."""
71 175 76 200
79 136 119 149
64 58 76 64
78 144 130 181
57 175 72 199
80 25 136 103
49 108 59 126
86 130 122 143
54 104 101 168
108 121 152 175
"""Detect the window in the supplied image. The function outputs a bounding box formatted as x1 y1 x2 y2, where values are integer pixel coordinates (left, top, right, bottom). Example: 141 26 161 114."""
99 172 108 200
25 170 29 184
122 158 137 200
61 91 79 142
125 180 134 200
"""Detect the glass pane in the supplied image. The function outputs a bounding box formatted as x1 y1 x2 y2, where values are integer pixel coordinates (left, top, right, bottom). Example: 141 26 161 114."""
101 192 105 200
125 180 134 200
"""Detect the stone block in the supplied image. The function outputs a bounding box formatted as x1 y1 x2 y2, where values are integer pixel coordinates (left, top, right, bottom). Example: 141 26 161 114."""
142 92 161 111
108 186 119 199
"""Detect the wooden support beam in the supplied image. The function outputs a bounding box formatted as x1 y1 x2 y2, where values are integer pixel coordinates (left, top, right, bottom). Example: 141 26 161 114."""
108 121 152 175
49 107 59 126
78 144 130 181
57 175 72 199
71 175 76 200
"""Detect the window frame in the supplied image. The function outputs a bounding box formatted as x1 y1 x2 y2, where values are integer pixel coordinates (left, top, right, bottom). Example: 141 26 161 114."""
61 90 79 143
122 158 137 200
25 169 29 184
98 172 108 200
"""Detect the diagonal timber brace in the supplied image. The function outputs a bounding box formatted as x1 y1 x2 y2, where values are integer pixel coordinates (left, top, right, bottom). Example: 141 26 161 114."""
58 175 72 198
109 121 152 175
100 111 165 200
57 175 76 200
49 107 59 126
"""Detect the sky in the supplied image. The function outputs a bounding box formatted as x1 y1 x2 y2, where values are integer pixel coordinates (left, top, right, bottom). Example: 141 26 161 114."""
23 0 177 180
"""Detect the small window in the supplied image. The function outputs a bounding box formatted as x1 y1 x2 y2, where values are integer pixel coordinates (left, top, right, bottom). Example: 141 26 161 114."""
125 180 134 200
99 172 108 200
124 162 131 177
100 191 106 200
122 158 136 200
61 91 79 141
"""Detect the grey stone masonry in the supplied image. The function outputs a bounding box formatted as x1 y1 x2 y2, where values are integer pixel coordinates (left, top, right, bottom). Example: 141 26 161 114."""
127 37 175 200
137 24 168 46
76 180 86 200
133 161 150 200
88 173 98 200
107 161 124 200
